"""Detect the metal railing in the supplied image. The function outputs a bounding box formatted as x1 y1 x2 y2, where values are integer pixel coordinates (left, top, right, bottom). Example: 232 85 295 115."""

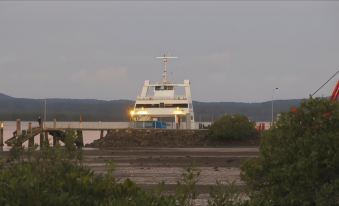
136 96 188 100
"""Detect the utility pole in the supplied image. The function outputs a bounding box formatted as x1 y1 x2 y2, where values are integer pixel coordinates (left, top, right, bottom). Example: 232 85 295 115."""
271 88 279 126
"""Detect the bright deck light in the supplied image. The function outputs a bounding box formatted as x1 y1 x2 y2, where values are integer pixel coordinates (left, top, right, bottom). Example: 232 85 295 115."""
173 109 184 115
137 110 148 115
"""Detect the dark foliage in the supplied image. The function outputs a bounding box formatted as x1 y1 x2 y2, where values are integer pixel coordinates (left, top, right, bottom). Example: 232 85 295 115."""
0 139 177 206
241 98 339 206
208 115 257 141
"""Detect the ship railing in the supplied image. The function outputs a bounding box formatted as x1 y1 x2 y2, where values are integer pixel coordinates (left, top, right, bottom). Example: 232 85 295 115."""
136 96 188 100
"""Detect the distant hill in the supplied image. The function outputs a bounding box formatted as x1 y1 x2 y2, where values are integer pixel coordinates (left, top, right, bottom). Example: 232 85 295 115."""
193 99 302 121
0 93 302 122
0 93 14 100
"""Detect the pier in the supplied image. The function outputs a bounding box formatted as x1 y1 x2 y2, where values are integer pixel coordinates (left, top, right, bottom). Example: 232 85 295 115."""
1 119 116 148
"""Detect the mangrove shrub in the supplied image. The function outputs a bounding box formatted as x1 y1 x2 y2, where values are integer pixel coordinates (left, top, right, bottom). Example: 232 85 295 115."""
209 114 257 141
241 98 339 206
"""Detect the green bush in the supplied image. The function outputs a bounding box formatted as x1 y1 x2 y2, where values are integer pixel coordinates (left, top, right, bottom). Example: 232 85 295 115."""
208 115 257 141
241 98 339 206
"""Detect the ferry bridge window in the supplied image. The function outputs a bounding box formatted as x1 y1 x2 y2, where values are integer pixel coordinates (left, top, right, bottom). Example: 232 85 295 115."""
155 86 174 91
135 104 160 108
135 103 188 108
165 104 188 108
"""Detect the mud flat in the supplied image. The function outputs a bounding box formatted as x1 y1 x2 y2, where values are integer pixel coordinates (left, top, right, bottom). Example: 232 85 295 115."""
82 147 258 205
83 129 259 205
82 147 258 184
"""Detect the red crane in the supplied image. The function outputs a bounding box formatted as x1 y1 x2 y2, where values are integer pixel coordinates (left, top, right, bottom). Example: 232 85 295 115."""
291 71 338 113
330 80 339 101
311 70 338 101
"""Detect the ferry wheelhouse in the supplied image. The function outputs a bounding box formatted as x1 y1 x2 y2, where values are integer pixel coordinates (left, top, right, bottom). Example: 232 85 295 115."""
130 55 195 129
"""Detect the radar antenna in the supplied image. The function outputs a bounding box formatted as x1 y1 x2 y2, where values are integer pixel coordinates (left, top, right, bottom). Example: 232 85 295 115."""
156 54 177 83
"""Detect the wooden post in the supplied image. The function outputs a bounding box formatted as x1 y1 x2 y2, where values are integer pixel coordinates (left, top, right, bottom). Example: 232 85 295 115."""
53 135 59 146
14 119 22 146
45 131 49 146
79 115 83 129
0 121 4 146
16 119 21 136
52 119 59 146
77 130 84 147
40 123 44 147
100 130 104 139
28 122 34 147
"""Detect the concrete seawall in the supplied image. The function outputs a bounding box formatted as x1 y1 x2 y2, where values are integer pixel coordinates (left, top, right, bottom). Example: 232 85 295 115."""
86 129 259 148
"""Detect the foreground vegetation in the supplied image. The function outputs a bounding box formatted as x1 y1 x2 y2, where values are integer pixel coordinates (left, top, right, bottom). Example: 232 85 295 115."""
0 133 243 206
1 98 338 206
242 98 339 206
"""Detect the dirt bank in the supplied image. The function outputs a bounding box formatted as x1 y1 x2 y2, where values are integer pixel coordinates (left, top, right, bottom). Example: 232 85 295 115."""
85 129 260 148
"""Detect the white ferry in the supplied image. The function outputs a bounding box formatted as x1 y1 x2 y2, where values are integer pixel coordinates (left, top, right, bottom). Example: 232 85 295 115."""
130 55 195 129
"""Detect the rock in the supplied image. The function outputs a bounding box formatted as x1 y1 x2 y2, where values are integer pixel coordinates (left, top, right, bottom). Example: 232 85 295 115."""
86 129 209 147
85 128 260 148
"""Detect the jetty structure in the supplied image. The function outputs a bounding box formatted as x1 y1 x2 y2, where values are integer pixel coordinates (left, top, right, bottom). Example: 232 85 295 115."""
130 55 195 129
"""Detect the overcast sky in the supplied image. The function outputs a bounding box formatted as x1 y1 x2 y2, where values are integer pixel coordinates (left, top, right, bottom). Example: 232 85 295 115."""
0 1 338 102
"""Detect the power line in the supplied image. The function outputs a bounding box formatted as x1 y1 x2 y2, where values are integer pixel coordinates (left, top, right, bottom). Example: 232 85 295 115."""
311 70 339 97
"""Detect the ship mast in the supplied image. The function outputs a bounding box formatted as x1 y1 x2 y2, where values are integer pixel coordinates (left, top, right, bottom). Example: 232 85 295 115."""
156 54 177 83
